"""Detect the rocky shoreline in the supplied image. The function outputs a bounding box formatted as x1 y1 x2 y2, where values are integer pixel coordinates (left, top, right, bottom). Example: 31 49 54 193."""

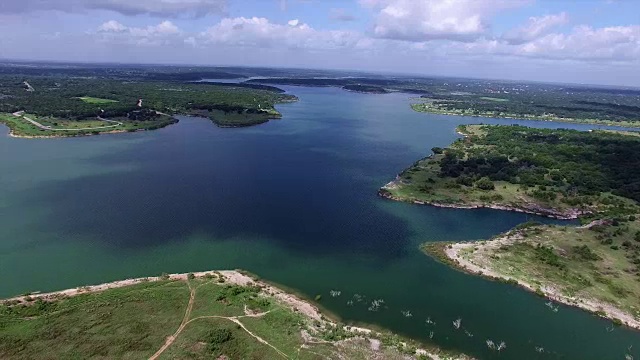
427 236 640 331
378 180 583 220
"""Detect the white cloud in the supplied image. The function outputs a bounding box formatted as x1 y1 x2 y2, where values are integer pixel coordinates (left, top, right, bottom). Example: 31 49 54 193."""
96 20 181 45
90 14 639 65
2 2 636 87
199 17 363 50
0 0 227 17
515 25 640 61
502 12 568 44
362 0 529 42
184 36 197 47
441 24 640 64
98 20 128 33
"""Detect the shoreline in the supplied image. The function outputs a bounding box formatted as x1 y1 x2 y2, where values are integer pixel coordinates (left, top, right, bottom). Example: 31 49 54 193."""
1 102 292 139
422 237 640 331
2 119 179 139
2 270 467 360
1 270 321 318
8 128 136 139
378 125 584 221
378 180 582 220
410 105 640 129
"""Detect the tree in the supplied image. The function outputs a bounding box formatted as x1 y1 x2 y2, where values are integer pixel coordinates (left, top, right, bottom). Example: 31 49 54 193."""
475 177 495 190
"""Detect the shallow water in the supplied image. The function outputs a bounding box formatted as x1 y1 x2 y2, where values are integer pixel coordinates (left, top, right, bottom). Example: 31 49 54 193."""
1 86 638 359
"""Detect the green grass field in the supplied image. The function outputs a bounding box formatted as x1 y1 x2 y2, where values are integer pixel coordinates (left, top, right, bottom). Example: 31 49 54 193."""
0 280 188 359
77 97 119 104
0 113 41 136
0 113 177 137
0 273 459 360
37 117 116 129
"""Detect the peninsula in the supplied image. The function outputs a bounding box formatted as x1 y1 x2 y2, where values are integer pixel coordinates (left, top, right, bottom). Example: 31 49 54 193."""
381 124 640 328
0 270 468 360
380 125 640 220
422 220 640 330
0 67 297 138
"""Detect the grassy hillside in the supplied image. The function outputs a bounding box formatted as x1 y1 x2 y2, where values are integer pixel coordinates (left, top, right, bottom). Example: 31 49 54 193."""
0 271 465 360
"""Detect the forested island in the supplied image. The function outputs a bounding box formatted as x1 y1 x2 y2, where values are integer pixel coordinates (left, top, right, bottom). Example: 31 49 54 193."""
342 84 390 94
0 66 297 137
380 124 640 328
0 271 467 360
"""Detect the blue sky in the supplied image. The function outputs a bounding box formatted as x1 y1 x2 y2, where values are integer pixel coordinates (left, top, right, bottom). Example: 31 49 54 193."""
0 0 638 86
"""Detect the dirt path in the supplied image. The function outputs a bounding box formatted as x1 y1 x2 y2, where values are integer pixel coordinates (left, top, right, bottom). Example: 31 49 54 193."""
185 313 288 359
148 281 195 360
229 317 289 359
2 271 451 360
148 278 288 360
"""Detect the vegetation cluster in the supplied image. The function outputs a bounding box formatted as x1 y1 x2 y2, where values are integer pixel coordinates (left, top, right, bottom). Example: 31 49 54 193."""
0 65 297 136
341 84 390 93
385 125 640 219
0 275 458 360
413 90 640 125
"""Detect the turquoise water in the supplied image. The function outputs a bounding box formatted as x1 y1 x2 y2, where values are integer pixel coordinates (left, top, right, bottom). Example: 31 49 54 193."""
1 86 638 359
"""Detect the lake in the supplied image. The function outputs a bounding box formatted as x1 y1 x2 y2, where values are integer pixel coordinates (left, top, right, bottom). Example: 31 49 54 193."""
1 86 638 359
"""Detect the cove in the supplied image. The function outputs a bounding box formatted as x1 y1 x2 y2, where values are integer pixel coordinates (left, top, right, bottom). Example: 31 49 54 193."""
1 86 639 359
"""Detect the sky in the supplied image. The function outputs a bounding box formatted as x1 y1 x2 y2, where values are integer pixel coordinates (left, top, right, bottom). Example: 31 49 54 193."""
0 0 638 86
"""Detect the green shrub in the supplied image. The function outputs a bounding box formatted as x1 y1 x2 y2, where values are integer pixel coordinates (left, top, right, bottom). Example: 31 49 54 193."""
534 244 565 269
475 177 495 190
572 245 601 261
205 328 232 352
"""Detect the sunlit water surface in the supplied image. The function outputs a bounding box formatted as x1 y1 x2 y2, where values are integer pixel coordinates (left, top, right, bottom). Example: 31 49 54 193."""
1 86 638 359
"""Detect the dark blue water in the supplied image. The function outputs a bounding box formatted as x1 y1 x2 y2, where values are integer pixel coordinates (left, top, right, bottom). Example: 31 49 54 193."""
1 86 638 359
